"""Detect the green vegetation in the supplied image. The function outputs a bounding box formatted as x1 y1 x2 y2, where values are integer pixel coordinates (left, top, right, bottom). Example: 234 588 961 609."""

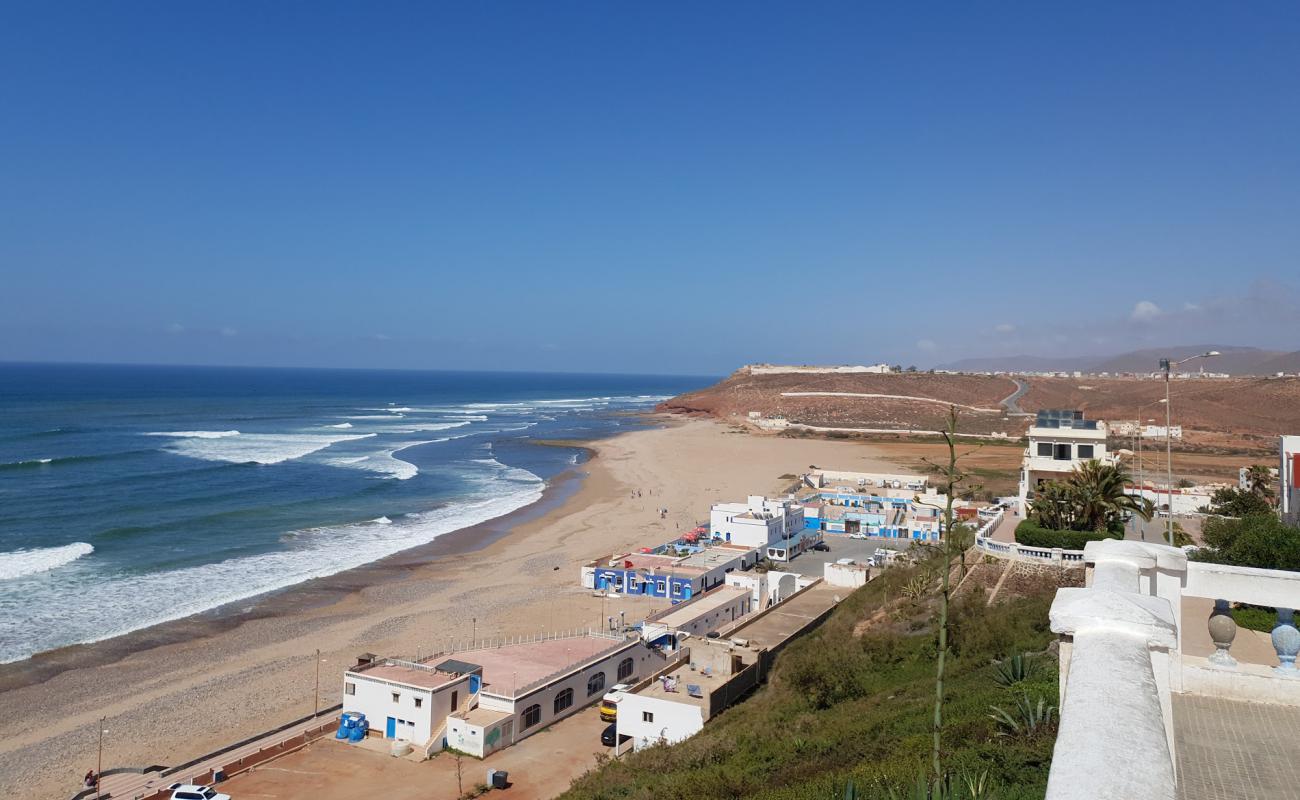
1231 605 1279 633
1190 514 1300 572
1198 487 1274 518
1013 521 1114 551
561 559 1061 800
1026 460 1152 534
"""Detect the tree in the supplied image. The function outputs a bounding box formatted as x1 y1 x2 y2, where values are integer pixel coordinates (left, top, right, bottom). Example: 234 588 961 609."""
1027 460 1152 533
1200 487 1274 519
1244 464 1276 501
1191 515 1300 572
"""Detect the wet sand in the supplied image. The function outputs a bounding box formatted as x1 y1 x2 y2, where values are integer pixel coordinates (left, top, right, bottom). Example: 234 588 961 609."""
0 417 908 799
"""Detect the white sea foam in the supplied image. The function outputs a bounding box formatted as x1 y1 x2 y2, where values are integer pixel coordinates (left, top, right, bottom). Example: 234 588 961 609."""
159 432 374 465
326 422 354 429
0 542 94 581
373 516 393 524
346 414 405 420
0 462 545 662
145 430 241 439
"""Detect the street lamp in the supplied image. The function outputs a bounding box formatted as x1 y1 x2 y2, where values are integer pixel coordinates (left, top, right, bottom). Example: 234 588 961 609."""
96 718 107 800
1159 351 1220 542
1134 399 1167 540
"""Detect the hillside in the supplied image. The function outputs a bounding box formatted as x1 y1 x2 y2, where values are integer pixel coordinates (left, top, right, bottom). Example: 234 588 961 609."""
939 345 1291 376
660 371 1022 435
560 559 1069 799
661 369 1300 454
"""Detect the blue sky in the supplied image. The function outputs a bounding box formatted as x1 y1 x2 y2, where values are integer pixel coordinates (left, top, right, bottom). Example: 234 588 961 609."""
2 2 1298 375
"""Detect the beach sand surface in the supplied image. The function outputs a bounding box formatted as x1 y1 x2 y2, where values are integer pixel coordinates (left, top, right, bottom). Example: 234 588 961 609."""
1 417 908 799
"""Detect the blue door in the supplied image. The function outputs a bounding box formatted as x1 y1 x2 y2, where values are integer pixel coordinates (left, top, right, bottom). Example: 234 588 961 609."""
386 717 397 738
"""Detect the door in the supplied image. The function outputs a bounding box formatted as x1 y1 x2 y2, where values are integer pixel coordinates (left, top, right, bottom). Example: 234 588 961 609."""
386 716 397 738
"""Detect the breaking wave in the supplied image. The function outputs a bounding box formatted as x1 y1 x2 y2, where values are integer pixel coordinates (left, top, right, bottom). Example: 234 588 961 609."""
0 542 94 581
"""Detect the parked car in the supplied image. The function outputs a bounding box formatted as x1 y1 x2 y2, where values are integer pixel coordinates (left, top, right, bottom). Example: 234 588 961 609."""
599 683 632 721
811 541 830 552
168 784 231 800
848 532 869 540
600 722 632 747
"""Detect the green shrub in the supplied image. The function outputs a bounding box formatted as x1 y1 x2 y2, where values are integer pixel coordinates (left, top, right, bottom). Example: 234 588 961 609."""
1014 520 1115 550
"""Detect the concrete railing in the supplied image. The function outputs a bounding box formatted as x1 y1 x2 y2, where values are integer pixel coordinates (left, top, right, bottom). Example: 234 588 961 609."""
1047 540 1182 800
1046 540 1300 800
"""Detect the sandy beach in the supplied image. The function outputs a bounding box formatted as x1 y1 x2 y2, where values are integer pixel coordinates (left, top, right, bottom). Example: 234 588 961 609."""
1 417 912 800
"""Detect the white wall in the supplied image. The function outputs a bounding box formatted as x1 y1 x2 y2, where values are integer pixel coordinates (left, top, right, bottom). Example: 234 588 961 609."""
824 562 869 588
616 692 705 750
342 672 467 745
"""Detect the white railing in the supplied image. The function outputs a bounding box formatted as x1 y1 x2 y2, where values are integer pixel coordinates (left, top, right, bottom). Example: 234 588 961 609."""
1046 539 1300 800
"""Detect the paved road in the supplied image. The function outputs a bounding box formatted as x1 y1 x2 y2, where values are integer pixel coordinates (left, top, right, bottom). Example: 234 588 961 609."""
999 378 1031 415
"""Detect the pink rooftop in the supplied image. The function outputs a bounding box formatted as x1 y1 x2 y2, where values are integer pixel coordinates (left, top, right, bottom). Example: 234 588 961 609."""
455 635 623 694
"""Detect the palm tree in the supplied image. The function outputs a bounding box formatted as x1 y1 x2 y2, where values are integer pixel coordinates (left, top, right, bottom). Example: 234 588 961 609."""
1244 464 1276 502
1029 460 1153 532
1067 459 1153 532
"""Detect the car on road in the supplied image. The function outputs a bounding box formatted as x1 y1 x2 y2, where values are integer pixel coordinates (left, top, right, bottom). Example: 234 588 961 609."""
811 541 830 552
168 784 231 800
600 722 632 747
848 532 869 540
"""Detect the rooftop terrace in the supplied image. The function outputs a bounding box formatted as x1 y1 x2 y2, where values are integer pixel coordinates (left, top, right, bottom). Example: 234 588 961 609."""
650 585 749 628
456 634 628 696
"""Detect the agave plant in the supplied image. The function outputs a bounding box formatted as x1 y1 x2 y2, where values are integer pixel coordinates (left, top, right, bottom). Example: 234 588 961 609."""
901 574 931 601
988 693 1056 737
992 653 1034 687
884 771 997 800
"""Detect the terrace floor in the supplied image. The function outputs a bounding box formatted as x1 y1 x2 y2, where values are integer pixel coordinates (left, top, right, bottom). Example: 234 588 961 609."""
1174 694 1300 800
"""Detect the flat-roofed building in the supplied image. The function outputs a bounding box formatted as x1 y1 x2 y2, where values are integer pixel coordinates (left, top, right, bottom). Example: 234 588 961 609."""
710 496 804 549
344 632 669 759
1018 409 1116 514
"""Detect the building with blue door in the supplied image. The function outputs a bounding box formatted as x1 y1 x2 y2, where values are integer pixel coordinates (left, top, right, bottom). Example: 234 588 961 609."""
581 543 757 603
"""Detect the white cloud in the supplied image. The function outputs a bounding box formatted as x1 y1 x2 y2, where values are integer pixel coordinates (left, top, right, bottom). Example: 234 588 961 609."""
916 338 937 352
1130 300 1164 322
994 323 1016 334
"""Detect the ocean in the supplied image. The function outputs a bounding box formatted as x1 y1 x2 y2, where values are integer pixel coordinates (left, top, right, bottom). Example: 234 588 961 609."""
0 363 708 663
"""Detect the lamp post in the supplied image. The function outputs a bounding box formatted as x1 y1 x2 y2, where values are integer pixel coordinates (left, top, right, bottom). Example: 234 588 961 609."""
313 649 322 717
1134 399 1167 540
1160 351 1219 543
96 718 106 800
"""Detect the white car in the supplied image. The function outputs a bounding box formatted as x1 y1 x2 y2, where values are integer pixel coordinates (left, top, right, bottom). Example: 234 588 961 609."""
848 532 868 540
168 784 231 800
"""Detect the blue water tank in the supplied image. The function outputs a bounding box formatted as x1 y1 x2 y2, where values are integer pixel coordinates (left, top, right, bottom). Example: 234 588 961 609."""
469 674 481 693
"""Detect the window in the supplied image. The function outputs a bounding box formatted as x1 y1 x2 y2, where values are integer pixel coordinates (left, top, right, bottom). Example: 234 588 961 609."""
345 682 356 696
1054 443 1072 461
1036 442 1053 457
522 704 541 729
587 672 606 696
554 687 574 714
1078 445 1094 459
414 697 423 708
617 657 634 681
642 711 654 723
391 692 400 703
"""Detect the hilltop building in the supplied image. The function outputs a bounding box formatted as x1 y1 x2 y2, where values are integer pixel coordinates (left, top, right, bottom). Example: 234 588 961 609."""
1017 409 1114 514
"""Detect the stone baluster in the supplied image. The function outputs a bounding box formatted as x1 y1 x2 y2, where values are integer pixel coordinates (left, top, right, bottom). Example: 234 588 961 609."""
1273 607 1299 676
1207 599 1237 668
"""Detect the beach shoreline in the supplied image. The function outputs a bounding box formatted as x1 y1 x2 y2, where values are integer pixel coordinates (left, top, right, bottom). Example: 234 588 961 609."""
1 416 918 800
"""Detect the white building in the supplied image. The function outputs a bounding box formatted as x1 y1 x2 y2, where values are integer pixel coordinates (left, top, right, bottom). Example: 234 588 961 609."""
343 632 668 758
1018 409 1115 514
1283 435 1300 523
710 496 804 548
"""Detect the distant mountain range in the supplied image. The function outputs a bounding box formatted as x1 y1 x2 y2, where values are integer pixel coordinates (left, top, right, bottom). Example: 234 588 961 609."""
938 345 1300 376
